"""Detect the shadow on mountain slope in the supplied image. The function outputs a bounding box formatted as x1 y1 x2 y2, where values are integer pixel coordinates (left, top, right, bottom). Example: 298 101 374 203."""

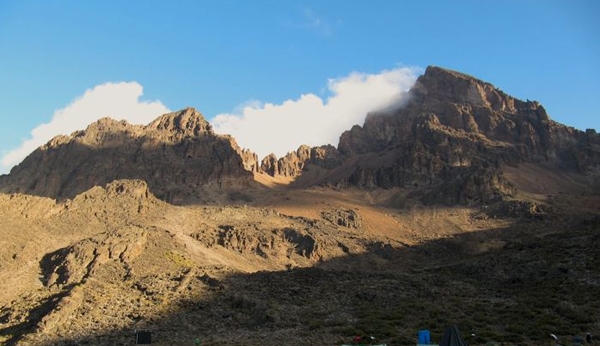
6 215 599 346
0 137 254 204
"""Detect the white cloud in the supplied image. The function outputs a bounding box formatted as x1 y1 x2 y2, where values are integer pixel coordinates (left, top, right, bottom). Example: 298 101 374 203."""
212 66 420 159
0 82 170 174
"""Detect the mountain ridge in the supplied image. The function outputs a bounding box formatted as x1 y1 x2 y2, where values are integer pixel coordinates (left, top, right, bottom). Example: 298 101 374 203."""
0 108 253 203
2 66 599 205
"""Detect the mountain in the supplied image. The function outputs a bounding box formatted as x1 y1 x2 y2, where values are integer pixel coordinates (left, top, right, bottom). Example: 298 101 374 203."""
264 66 600 204
1 67 599 346
2 66 599 205
0 108 253 203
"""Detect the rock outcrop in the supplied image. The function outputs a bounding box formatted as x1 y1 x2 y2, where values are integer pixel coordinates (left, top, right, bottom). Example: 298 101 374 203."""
260 144 343 178
0 108 253 203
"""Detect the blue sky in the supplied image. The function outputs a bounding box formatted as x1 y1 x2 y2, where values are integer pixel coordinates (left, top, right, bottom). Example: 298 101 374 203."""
1 1 599 173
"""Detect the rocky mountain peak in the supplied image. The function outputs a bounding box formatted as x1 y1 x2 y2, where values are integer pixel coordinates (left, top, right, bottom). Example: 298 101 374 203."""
331 66 600 204
0 107 252 203
146 107 213 141
339 65 567 156
251 66 599 204
413 66 518 113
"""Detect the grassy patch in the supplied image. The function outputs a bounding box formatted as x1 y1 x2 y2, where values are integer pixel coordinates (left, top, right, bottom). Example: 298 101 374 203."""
164 251 194 268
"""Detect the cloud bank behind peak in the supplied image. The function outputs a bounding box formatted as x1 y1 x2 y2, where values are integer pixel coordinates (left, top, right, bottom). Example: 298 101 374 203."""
212 66 420 159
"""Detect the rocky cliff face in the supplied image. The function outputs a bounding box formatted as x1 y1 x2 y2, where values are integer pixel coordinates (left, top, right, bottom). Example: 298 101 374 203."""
251 66 599 204
0 108 253 203
330 66 600 204
338 67 581 160
259 144 344 177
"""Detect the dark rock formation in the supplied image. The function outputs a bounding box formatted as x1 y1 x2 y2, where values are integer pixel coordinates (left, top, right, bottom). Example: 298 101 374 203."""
260 144 344 177
0 108 253 203
260 154 279 177
332 66 600 204
321 208 361 228
250 66 599 204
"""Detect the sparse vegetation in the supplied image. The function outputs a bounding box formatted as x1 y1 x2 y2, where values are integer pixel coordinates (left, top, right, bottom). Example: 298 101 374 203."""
164 251 194 268
0 180 599 346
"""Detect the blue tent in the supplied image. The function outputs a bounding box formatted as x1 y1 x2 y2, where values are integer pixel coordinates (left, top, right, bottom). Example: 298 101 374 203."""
418 329 431 344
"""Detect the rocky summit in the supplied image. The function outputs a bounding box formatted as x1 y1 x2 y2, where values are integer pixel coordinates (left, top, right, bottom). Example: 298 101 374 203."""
270 66 600 204
0 108 253 204
1 67 600 346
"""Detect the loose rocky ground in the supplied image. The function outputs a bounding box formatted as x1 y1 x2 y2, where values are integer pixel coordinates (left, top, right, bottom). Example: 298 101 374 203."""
1 178 599 346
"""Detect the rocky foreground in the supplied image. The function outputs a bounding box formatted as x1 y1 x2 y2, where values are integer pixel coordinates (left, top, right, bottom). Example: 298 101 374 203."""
0 180 599 345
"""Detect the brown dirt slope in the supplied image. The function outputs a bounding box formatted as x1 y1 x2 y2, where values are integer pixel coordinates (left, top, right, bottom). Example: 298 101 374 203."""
1 178 599 346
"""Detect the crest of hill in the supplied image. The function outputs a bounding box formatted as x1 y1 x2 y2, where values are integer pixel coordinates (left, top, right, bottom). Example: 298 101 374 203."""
0 108 253 203
147 106 214 140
